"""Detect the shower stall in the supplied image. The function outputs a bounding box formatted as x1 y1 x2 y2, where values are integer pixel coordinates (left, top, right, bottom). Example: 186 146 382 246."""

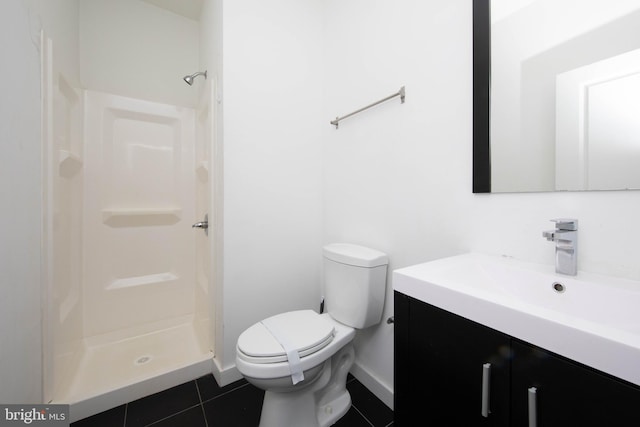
40 4 218 420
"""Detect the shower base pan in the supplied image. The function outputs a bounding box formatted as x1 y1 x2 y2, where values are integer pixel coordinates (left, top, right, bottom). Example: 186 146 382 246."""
54 319 212 422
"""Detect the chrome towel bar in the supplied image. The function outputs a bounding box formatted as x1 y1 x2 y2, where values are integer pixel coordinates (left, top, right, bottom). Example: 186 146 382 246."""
330 86 405 129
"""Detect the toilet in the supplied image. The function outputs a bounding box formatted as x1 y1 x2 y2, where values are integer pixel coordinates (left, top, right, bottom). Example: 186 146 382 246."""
235 243 389 427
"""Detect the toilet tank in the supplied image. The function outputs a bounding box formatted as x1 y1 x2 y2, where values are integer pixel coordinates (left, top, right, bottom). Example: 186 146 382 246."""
323 243 388 329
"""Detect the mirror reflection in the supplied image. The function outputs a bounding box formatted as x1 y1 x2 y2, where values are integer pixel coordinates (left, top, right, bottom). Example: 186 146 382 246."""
490 0 640 192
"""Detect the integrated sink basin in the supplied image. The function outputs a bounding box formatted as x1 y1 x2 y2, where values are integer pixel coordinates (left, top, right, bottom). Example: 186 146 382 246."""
393 253 640 386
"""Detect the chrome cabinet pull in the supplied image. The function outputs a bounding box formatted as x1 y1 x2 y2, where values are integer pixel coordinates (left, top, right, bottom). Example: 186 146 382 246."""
481 363 491 417
528 387 537 427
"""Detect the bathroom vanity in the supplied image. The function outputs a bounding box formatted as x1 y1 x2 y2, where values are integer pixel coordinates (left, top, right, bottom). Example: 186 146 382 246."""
393 254 640 426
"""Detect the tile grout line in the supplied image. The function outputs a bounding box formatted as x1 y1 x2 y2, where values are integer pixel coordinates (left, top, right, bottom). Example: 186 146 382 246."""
351 404 375 427
194 379 209 427
143 403 202 427
200 382 253 405
75 376 392 426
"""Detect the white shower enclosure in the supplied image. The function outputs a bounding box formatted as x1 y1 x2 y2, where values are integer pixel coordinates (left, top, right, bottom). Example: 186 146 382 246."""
84 92 198 337
41 34 216 421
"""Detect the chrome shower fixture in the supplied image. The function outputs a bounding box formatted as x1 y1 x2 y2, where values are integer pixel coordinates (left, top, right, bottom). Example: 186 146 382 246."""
183 70 207 86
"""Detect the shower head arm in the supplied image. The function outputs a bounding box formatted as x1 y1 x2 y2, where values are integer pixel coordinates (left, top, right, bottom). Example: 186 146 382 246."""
183 70 208 85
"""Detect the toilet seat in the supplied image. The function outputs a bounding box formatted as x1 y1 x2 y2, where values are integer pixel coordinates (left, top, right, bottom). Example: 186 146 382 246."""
237 310 335 364
236 312 355 380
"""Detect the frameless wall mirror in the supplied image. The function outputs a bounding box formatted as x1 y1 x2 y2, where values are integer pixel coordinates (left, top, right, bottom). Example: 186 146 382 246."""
473 0 640 193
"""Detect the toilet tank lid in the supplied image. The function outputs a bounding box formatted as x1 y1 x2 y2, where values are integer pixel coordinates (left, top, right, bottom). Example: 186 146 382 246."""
323 243 388 268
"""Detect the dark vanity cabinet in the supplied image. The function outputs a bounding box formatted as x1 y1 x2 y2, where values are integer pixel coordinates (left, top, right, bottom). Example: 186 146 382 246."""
394 292 510 426
394 291 640 426
510 341 640 426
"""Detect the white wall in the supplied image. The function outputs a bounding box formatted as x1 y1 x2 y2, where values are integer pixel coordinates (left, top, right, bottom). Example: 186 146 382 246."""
0 0 79 404
216 0 325 372
323 0 473 407
79 0 200 108
323 0 640 409
28 0 80 86
0 0 44 404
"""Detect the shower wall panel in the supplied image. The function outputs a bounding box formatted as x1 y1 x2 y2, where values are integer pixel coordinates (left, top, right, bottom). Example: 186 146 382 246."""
52 74 85 397
83 91 196 338
42 31 85 401
194 78 215 354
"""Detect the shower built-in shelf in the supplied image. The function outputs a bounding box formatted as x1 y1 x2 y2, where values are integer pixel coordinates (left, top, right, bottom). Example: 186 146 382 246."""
59 150 83 178
196 161 209 182
102 208 182 227
107 272 179 290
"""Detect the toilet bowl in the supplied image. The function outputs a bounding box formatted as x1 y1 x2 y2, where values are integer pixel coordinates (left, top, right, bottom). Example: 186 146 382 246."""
235 244 388 427
237 311 356 427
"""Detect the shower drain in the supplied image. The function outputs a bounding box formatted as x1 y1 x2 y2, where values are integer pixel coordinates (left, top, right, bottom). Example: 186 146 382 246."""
135 355 152 365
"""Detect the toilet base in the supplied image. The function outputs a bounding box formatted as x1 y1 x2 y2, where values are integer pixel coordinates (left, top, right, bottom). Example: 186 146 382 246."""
258 344 355 427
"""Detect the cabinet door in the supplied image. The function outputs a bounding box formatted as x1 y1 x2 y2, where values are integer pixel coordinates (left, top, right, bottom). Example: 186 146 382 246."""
396 294 511 426
511 340 640 426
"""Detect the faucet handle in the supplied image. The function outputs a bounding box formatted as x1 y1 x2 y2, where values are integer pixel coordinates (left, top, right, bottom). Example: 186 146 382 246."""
551 218 578 231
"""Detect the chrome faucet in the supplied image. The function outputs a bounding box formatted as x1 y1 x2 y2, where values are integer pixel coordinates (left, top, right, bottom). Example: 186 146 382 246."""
542 219 578 276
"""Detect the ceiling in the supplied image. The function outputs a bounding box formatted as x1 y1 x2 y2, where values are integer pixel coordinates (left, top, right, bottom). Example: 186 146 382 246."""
141 0 203 20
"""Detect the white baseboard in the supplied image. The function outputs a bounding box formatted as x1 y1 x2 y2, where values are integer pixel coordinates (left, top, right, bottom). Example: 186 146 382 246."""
211 357 243 387
350 362 394 410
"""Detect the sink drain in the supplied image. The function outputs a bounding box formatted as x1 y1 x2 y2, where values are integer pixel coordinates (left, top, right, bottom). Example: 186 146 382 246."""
135 355 152 365
552 282 566 293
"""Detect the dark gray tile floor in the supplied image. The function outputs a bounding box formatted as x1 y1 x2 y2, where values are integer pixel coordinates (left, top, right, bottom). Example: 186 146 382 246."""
71 374 394 426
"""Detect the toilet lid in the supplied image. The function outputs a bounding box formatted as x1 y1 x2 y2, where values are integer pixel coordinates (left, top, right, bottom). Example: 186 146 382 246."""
237 310 335 364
